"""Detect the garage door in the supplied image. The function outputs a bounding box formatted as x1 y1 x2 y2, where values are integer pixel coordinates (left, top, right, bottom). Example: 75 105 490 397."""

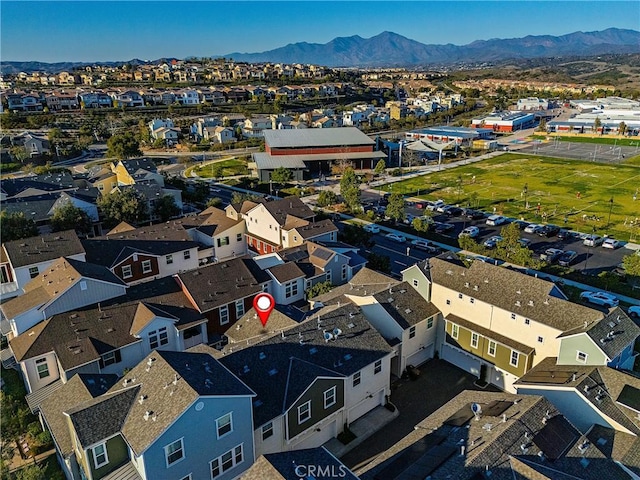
441 344 481 378
348 389 384 423
292 419 337 450
406 343 434 368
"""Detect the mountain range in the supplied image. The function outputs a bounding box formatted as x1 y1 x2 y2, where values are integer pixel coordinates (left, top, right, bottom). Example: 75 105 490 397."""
2 28 639 74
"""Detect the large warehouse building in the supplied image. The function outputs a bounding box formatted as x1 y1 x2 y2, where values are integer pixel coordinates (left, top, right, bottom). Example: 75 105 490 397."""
250 127 386 182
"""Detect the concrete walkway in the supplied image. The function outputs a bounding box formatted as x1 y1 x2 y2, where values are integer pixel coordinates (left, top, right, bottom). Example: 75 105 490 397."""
323 404 399 459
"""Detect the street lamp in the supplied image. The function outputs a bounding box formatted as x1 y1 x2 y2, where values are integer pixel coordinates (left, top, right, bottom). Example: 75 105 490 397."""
523 183 528 212
608 197 614 228
583 226 597 274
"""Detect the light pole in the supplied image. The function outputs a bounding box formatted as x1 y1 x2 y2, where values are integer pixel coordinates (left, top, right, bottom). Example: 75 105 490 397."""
583 226 596 274
523 183 528 212
607 197 614 228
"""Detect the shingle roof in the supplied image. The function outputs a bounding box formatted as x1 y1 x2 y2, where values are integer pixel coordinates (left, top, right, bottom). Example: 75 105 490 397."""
283 358 343 410
312 267 399 305
83 238 199 268
430 256 602 332
0 171 75 198
176 258 270 312
1 193 59 222
117 158 157 174
372 281 440 330
220 303 393 427
100 221 192 241
269 262 305 283
257 196 314 226
225 307 298 346
584 308 640 360
2 230 84 268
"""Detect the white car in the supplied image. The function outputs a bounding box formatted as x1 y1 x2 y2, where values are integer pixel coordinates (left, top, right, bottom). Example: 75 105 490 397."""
602 238 621 249
524 224 545 234
486 215 506 226
385 233 407 243
583 234 604 247
363 224 380 234
458 226 480 238
580 291 619 308
411 239 438 253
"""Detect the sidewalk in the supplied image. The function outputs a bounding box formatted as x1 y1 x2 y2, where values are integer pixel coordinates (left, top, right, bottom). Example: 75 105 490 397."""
323 404 399 459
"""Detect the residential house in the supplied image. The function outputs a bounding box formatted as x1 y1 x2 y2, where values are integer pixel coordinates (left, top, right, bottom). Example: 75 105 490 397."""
312 116 337 129
177 89 200 105
10 276 208 397
45 91 80 111
243 117 273 138
191 117 222 140
0 257 127 337
241 447 359 480
110 158 164 187
175 257 271 338
224 307 299 349
401 256 638 392
87 167 118 194
14 132 51 157
39 350 255 480
112 183 183 222
110 90 144 108
205 126 236 144
220 302 394 457
78 92 112 109
148 118 180 143
359 389 637 480
1 230 86 300
0 171 76 199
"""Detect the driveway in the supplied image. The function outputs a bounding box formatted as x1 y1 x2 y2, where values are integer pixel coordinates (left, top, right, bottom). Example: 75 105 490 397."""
340 358 499 470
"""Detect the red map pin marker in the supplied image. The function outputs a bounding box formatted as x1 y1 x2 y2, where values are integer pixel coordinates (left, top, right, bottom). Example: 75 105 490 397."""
253 293 275 327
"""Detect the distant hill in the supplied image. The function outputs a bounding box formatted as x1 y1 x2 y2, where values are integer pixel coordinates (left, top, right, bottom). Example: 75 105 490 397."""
2 28 638 73
225 28 640 67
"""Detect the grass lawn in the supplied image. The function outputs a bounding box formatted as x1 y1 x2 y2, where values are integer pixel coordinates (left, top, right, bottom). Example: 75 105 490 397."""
194 158 249 178
388 153 640 241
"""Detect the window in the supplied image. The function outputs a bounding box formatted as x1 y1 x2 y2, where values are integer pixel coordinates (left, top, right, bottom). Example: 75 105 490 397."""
510 350 519 367
220 306 229 325
537 336 544 343
184 250 191 260
100 349 121 368
93 442 108 469
298 401 311 424
374 360 382 374
0 265 12 284
217 236 229 247
149 327 169 349
122 265 132 279
324 386 336 409
142 260 152 274
427 317 434 329
236 233 243 242
470 298 475 304
412 279 419 287
261 422 273 441
353 372 361 387
452 324 459 339
165 254 173 265
458 293 463 299
471 332 479 348
216 413 233 438
341 264 348 281
511 313 516 320
577 351 588 363
164 438 184 466
35 358 49 379
409 326 416 339
285 281 298 298
488 341 496 357
446 299 451 305
29 266 39 279
235 300 244 318
80 281 87 291
210 445 243 479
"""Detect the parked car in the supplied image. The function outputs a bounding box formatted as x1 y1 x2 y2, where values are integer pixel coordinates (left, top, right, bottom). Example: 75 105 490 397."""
558 250 578 266
385 233 407 243
411 239 439 253
363 224 380 234
426 200 445 211
434 222 455 234
486 215 507 226
518 238 532 248
403 214 417 225
483 235 503 249
629 306 640 318
557 229 575 240
443 206 463 217
602 238 622 249
524 224 545 234
540 248 564 263
511 220 530 230
539 225 560 237
580 291 619 308
583 234 604 247
459 226 480 238
464 209 485 220
436 204 449 213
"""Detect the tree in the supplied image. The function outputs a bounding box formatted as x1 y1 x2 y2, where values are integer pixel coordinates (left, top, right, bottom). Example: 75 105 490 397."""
270 167 293 185
9 145 29 163
593 116 602 135
385 193 405 222
366 252 391 274
206 197 223 208
458 235 481 253
619 121 628 136
306 280 333 299
317 190 338 207
374 159 386 175
50 203 93 235
339 167 361 212
106 131 142 160
339 224 373 249
412 216 432 233
15 464 46 480
0 211 38 242
153 195 180 222
97 189 148 227
231 192 262 204
622 253 640 287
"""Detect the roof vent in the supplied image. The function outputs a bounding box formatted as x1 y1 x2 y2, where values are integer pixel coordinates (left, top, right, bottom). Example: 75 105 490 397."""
268 368 278 376
464 282 469 288
309 347 317 355
528 300 534 307
143 411 152 421
520 443 529 453
323 331 334 342
347 323 355 329
405 308 412 314
333 328 342 338
473 285 478 291
608 321 616 329
515 300 521 307
484 278 489 283
173 373 179 385
537 451 545 461
138 395 147 404
243 365 250 374
259 352 266 360
516 289 521 295
147 357 156 366
446 270 453 275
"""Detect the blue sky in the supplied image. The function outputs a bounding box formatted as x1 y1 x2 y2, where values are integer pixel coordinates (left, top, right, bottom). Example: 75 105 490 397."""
2 1 639 62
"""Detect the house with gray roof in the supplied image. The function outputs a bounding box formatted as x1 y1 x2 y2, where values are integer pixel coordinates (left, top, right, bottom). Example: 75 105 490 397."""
1 229 86 299
220 303 393 458
1 256 127 338
40 350 255 480
359 389 635 480
401 255 639 392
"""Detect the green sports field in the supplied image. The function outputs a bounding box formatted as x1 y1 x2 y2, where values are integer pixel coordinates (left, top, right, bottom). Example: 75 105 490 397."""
388 153 640 241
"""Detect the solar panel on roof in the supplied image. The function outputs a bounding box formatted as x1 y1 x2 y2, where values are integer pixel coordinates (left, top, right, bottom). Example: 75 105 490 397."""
374 435 446 480
616 385 640 412
520 371 574 385
483 400 513 417
444 403 475 426
533 416 578 460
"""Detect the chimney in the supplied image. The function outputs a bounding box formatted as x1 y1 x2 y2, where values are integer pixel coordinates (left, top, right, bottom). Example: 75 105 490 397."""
460 445 466 456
